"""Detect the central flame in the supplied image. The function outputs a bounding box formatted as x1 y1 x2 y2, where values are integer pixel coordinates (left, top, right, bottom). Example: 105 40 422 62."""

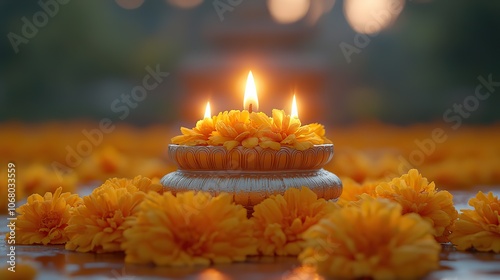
291 94 299 118
204 101 211 119
243 71 259 112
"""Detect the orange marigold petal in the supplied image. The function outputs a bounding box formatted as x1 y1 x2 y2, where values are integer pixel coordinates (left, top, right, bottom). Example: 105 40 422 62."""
15 187 82 245
252 187 336 256
300 198 440 279
123 191 256 266
450 191 500 252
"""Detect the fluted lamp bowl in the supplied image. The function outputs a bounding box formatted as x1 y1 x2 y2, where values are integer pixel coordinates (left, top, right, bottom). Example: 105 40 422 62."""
161 144 342 212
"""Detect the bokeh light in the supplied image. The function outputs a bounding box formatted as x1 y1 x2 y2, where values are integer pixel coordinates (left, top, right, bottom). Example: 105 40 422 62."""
197 269 230 280
268 0 311 24
344 0 404 34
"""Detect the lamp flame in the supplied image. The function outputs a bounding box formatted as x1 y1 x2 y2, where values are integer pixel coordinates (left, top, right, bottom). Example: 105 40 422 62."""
243 71 259 112
204 101 211 119
291 94 299 118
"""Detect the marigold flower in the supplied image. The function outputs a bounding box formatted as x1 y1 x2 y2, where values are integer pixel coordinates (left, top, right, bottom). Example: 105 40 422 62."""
171 115 218 146
123 191 256 266
299 198 440 280
337 177 378 206
171 109 331 151
449 191 500 252
375 169 458 242
251 187 337 256
255 110 329 151
131 175 164 194
77 146 129 182
303 122 332 144
19 163 77 197
104 175 163 194
15 187 82 245
65 184 145 253
209 110 259 150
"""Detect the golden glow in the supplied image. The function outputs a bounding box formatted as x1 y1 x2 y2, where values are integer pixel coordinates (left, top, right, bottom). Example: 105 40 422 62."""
344 0 404 34
204 101 211 119
268 0 310 24
291 94 299 118
167 0 203 9
197 268 230 280
283 266 325 280
243 71 259 112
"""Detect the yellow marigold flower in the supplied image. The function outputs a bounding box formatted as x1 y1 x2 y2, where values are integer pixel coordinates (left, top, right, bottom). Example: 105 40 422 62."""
251 187 337 256
100 177 138 193
209 110 259 150
15 187 82 245
65 184 145 253
303 122 332 144
131 175 164 193
77 146 129 182
19 163 77 197
449 191 500 252
337 177 378 206
171 115 218 146
123 191 256 266
375 169 458 242
171 109 331 151
299 198 440 280
255 110 330 151
103 175 163 194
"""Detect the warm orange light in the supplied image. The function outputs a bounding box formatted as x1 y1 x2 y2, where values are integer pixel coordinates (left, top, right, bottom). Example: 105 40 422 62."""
243 71 259 112
291 94 299 118
344 0 404 34
268 0 310 24
198 268 230 280
204 101 211 119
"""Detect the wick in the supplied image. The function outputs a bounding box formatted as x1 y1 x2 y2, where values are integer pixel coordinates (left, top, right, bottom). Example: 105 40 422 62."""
249 103 253 113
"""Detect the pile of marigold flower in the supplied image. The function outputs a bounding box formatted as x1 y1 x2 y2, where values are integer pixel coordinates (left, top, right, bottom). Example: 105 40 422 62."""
11 169 500 280
171 109 331 151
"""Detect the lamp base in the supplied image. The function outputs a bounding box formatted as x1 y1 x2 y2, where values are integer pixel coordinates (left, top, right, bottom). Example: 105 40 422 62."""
161 144 342 214
161 168 342 214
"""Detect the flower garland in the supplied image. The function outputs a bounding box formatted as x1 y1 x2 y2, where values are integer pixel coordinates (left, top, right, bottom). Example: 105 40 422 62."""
11 169 500 279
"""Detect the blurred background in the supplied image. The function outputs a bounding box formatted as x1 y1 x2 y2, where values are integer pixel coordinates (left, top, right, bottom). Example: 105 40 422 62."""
1 0 500 198
1 0 499 125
